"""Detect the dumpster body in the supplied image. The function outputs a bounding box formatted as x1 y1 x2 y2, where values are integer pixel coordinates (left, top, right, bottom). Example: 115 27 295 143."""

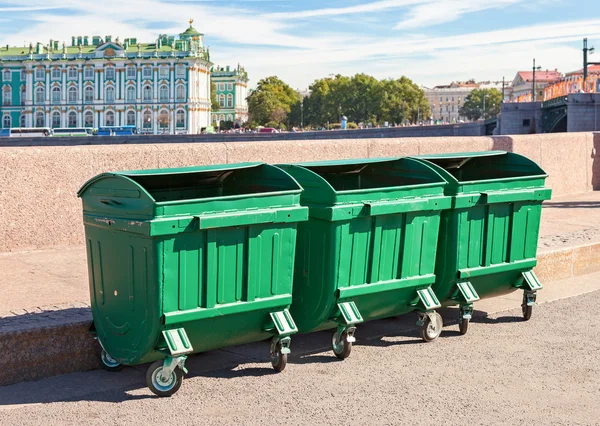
279 158 452 356
412 151 551 334
78 163 308 396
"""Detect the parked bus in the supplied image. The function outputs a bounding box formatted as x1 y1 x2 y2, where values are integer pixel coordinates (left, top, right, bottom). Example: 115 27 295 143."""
9 128 53 137
97 126 138 136
53 128 94 137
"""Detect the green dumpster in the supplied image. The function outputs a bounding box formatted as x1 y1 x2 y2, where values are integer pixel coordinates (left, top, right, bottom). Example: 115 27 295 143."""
78 163 308 396
412 151 552 335
278 158 452 359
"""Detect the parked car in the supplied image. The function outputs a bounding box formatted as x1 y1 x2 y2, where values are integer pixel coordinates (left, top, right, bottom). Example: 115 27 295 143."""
258 127 278 133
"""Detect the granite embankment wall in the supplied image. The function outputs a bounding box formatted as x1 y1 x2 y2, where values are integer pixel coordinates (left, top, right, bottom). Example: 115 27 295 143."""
0 132 598 252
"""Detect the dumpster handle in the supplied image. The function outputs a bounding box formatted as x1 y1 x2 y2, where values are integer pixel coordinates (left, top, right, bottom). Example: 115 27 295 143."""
100 199 122 206
480 188 551 204
364 196 449 216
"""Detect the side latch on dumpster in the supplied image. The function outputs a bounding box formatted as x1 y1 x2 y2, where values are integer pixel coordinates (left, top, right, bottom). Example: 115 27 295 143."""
269 309 298 336
336 301 364 325
417 287 442 310
522 270 543 291
456 281 480 303
162 328 194 356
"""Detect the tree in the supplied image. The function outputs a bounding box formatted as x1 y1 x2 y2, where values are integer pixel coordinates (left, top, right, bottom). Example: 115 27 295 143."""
247 76 300 127
211 81 219 112
459 88 502 121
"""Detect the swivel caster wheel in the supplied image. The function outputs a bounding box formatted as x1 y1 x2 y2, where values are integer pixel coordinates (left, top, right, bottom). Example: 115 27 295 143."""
419 312 443 342
522 292 535 321
100 349 123 372
270 340 288 372
146 360 184 397
332 328 353 360
459 318 469 335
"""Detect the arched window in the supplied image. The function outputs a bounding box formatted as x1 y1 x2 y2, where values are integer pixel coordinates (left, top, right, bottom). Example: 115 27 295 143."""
176 109 185 128
105 86 115 103
226 94 233 108
84 111 93 127
2 115 10 129
85 86 94 103
176 84 185 101
158 109 169 130
219 114 225 122
105 110 115 126
159 85 169 101
68 111 77 128
143 110 152 129
212 114 217 122
2 86 11 105
219 94 225 108
68 87 77 103
51 111 61 128
126 86 135 102
35 87 45 103
2 69 11 80
143 85 152 102
126 110 136 126
35 111 45 127
20 86 26 105
20 114 26 127
51 87 61 103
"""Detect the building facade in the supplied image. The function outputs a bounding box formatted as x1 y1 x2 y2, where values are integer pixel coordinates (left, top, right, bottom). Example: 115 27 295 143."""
0 21 214 134
211 64 249 125
509 70 562 102
423 80 479 123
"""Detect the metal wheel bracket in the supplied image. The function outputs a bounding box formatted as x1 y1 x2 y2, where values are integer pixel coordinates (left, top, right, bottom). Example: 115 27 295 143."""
523 290 537 307
270 336 291 356
160 355 188 382
459 304 474 320
336 301 363 326
336 325 357 343
416 310 437 327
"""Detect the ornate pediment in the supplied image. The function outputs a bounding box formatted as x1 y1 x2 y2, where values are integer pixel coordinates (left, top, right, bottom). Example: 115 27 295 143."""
95 42 124 58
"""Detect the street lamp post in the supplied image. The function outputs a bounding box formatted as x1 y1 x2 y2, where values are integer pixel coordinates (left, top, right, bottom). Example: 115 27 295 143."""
583 38 599 92
532 58 542 102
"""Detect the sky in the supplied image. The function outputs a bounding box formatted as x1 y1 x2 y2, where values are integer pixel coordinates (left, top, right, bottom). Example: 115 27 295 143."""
1 0 599 90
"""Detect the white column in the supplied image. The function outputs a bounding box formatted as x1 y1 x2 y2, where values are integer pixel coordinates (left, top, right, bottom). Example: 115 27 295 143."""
99 70 104 102
152 109 157 134
170 64 175 101
78 110 83 127
171 108 175 134
61 69 67 103
120 69 125 101
137 65 142 102
153 66 158 101
78 69 83 102
26 71 33 102
99 111 104 127
137 110 142 129
46 110 50 127
45 67 50 103
94 70 99 102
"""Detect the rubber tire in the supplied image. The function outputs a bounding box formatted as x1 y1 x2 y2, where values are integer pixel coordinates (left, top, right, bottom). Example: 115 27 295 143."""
332 330 352 360
459 318 469 335
419 312 443 342
146 360 184 397
522 304 533 321
271 345 288 373
100 350 123 372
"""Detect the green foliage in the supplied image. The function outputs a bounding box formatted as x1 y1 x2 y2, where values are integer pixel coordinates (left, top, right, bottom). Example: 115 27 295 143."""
247 76 301 127
459 88 502 121
211 81 219 112
265 121 287 130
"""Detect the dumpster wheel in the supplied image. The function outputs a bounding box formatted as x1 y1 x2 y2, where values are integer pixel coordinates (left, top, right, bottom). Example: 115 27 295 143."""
459 318 469 335
146 360 184 397
332 328 354 360
522 291 536 321
419 312 443 342
270 339 288 372
100 349 123 372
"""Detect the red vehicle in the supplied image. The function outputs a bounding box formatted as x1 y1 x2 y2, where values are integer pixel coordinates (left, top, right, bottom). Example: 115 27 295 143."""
258 127 278 133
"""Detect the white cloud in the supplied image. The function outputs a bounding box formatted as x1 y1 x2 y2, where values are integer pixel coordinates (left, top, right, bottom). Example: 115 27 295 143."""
267 0 426 19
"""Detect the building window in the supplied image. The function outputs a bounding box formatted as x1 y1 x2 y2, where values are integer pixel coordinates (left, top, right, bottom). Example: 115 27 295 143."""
227 83 233 91
35 67 45 80
452 106 455 112
85 86 94 103
219 94 225 108
219 114 225 123
3 70 10 81
126 86 136 102
226 94 233 108
68 111 77 128
84 67 94 80
126 110 136 126
176 84 185 101
20 86 26 105
176 109 185 128
84 111 93 127
68 67 77 80
50 111 60 128
20 69 25 81
159 84 169 101
35 111 45 127
439 96 442 102
159 66 169 78
105 86 115 103
105 67 115 80
219 83 225 92
2 115 10 129
523 119 531 127
51 86 61 103
452 97 454 102
2 86 11 105
35 87 45 103
51 68 61 80
105 110 115 126
143 66 152 79
176 65 185 77
126 67 136 79
227 114 233 122
143 85 152 102
20 114 26 127
68 87 78 103
158 110 169 130
143 110 152 128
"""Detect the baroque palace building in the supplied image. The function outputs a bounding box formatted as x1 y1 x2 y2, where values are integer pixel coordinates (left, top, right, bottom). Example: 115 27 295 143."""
0 20 242 134
211 64 249 125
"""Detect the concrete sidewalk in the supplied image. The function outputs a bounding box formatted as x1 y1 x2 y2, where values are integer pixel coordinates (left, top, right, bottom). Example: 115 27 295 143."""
2 191 600 387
